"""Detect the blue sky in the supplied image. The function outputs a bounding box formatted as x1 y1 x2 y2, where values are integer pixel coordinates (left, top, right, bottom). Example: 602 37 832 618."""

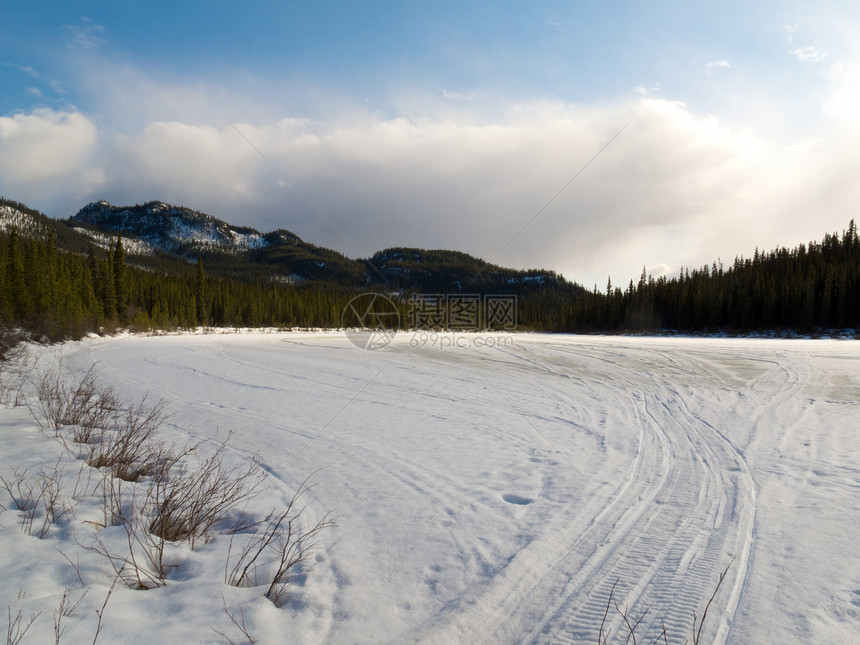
3 2 833 123
1 1 858 286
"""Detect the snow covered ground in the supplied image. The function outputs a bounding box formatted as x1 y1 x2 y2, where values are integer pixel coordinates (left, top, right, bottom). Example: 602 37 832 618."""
1 332 858 644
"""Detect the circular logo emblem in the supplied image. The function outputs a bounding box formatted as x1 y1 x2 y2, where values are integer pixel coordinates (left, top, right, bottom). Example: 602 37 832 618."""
342 293 400 350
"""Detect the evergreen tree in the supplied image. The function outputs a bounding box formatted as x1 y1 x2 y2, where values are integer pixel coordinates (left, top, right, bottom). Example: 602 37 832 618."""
113 237 127 321
5 229 30 321
195 258 207 326
101 254 117 321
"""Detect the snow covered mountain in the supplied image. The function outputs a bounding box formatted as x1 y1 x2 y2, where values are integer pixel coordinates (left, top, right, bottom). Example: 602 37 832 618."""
70 200 271 256
65 200 565 291
1 197 570 293
66 200 364 283
0 199 54 236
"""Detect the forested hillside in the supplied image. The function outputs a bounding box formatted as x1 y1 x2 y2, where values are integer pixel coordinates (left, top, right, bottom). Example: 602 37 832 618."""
533 220 859 333
1 196 857 339
0 227 356 340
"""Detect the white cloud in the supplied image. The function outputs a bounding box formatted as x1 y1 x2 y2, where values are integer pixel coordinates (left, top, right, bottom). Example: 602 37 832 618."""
634 84 661 96
2 75 859 288
441 89 476 102
782 24 797 43
0 108 102 186
2 4 858 292
646 263 680 281
62 19 106 49
823 61 860 134
706 60 732 70
791 46 828 62
107 99 860 285
4 63 66 96
111 120 268 203
5 63 39 78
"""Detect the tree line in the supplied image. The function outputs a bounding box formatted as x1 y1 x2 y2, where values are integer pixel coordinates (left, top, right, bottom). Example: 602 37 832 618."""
1 220 858 341
519 220 860 333
0 229 355 340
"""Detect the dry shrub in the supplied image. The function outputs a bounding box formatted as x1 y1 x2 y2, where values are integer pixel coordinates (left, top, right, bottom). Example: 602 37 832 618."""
0 460 78 538
24 361 333 603
88 436 267 590
0 330 30 408
71 386 121 445
85 502 168 590
6 607 40 645
86 473 171 590
148 436 265 548
52 588 88 645
86 397 170 481
225 479 334 606
30 363 122 439
212 593 255 645
0 325 27 363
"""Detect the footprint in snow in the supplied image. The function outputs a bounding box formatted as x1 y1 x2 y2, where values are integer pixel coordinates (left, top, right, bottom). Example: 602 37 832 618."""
502 493 533 505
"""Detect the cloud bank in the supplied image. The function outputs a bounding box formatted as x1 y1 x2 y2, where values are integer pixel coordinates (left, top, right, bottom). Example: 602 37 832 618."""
0 109 103 194
1 72 858 287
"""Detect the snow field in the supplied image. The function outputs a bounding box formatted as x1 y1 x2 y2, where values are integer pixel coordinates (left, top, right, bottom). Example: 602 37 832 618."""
1 332 858 644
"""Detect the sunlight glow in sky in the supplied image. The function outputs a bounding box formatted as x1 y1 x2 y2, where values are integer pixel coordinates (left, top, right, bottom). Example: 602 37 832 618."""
1 1 858 286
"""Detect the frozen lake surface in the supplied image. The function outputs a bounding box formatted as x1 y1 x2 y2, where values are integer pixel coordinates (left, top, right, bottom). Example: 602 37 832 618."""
2 332 858 643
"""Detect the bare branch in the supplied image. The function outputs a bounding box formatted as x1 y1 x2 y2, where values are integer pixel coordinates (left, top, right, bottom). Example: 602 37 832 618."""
6 606 40 645
692 559 734 645
53 588 89 645
224 478 335 606
91 576 118 645
148 435 264 547
211 593 255 645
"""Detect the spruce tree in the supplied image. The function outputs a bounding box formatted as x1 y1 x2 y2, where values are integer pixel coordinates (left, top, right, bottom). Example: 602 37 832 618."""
102 255 117 321
5 229 30 320
113 237 127 321
195 258 207 326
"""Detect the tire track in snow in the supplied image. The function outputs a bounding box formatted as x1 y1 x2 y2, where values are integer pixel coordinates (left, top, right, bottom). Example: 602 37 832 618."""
561 346 759 645
687 347 813 644
417 346 679 644
525 391 733 645
421 342 760 645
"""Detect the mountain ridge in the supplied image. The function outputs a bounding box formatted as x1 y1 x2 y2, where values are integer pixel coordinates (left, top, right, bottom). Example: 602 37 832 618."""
71 200 274 255
1 196 857 338
2 197 569 293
